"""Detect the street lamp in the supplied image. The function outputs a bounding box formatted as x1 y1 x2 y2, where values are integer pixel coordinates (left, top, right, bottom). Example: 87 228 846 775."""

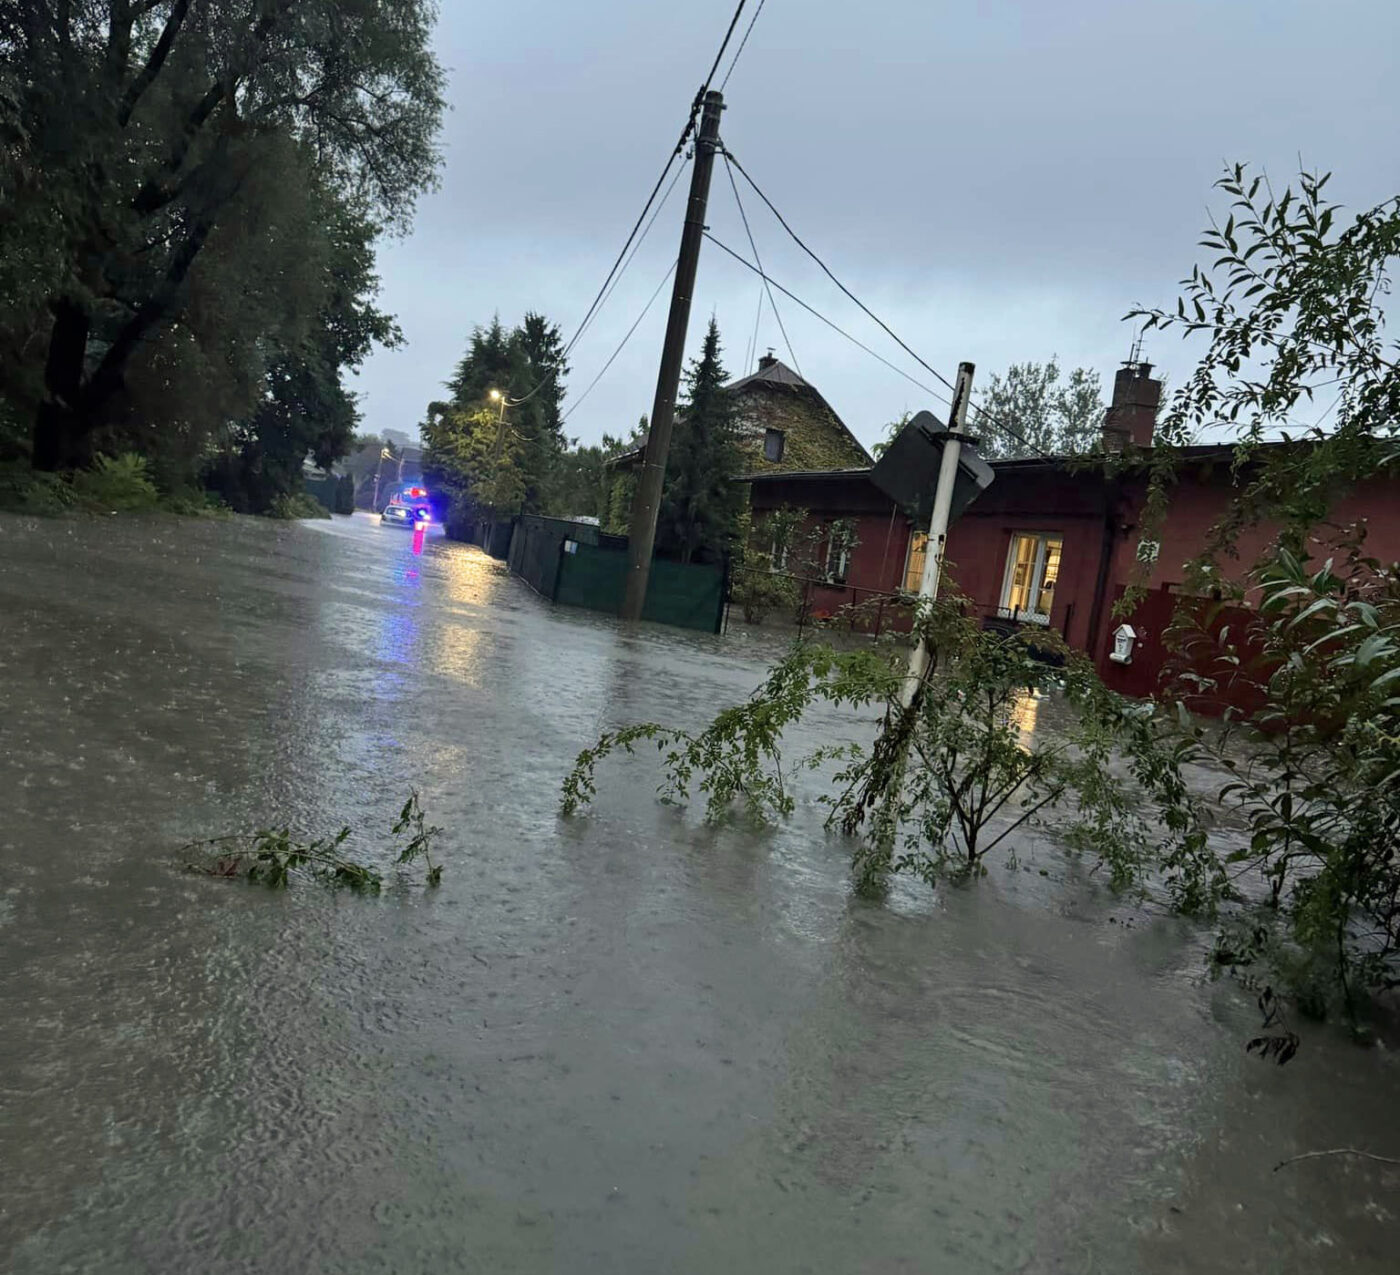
487 389 521 457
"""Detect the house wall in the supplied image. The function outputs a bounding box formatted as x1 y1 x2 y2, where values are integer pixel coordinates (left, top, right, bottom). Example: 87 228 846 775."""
746 461 1400 702
942 469 1110 649
1095 466 1400 699
735 383 872 474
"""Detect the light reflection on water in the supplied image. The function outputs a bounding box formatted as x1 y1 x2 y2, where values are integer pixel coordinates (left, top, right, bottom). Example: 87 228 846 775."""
1 512 1398 1275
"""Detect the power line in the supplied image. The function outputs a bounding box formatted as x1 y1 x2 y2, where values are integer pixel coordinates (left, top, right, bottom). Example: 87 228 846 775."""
722 152 800 376
719 0 767 92
585 155 689 349
721 148 1052 459
703 232 952 410
701 0 750 97
562 259 679 423
510 2 749 409
745 280 765 373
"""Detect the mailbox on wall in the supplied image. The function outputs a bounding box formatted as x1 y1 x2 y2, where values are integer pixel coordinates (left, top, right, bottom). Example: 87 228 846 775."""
1109 624 1138 664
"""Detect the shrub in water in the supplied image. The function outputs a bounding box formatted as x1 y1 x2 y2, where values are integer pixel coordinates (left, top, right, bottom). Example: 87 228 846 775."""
70 454 159 512
268 492 332 520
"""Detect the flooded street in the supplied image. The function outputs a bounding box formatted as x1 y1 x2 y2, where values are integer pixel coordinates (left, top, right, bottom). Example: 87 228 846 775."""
2 510 1398 1273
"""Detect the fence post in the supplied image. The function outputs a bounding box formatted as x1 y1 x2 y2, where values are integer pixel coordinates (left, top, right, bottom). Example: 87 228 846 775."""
717 551 731 636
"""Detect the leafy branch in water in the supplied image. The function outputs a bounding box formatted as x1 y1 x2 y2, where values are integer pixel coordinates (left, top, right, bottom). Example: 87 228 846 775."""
561 598 1216 904
186 792 445 891
392 791 444 886
560 645 874 822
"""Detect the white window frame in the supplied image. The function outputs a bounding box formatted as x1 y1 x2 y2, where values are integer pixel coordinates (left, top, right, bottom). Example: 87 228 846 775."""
825 524 851 585
997 531 1063 627
769 538 788 573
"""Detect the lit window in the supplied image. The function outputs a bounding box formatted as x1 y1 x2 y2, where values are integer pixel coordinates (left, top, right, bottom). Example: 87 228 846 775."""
999 532 1063 626
903 530 928 592
763 428 786 463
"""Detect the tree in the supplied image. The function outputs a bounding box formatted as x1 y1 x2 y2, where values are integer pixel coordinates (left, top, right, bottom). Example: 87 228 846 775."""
544 433 629 520
1132 165 1400 1017
870 412 912 460
976 358 1104 459
425 312 570 534
0 0 444 471
561 597 1213 907
203 197 401 512
657 319 744 563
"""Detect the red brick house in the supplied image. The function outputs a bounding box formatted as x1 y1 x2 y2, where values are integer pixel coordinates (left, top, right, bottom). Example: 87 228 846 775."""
745 361 1400 697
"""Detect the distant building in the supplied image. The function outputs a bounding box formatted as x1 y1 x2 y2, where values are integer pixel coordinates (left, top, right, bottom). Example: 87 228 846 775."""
602 355 872 528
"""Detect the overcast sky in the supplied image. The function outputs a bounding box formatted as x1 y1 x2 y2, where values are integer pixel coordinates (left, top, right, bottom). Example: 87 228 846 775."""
355 0 1400 453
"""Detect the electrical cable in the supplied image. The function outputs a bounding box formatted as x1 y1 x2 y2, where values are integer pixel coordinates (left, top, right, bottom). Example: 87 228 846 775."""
562 258 679 423
723 152 800 376
719 0 766 92
700 0 749 98
509 1 749 410
722 148 1053 459
745 281 765 373
585 155 689 347
703 232 952 409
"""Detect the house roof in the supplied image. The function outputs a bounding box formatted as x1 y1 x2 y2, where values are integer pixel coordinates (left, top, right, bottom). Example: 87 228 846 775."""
726 358 812 393
741 467 875 483
603 357 873 472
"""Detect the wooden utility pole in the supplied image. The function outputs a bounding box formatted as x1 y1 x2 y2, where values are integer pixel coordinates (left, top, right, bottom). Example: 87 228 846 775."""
621 89 725 621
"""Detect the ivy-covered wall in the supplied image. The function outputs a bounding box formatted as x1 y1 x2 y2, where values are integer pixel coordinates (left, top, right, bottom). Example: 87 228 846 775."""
734 381 872 474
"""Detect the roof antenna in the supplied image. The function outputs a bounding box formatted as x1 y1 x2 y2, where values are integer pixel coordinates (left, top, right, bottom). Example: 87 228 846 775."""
1126 328 1146 368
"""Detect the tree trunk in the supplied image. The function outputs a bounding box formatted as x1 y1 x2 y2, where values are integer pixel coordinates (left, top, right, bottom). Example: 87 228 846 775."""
31 299 91 471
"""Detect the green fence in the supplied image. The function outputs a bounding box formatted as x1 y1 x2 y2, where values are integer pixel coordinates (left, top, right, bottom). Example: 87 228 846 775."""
507 515 725 633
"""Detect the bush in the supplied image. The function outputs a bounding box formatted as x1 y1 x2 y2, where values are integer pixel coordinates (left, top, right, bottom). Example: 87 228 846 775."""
0 464 76 515
163 487 233 517
267 492 333 520
731 568 799 625
1175 539 1400 1018
334 474 355 515
70 453 159 512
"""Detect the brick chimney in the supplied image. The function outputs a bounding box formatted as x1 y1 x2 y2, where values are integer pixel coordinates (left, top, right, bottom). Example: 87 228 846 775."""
758 350 778 370
1102 360 1161 451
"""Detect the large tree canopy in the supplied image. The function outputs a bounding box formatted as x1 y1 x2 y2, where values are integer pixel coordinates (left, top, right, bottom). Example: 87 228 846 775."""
0 0 443 478
975 357 1105 459
423 313 569 531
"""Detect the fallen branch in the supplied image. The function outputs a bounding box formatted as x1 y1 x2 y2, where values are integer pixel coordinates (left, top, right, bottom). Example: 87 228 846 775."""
1274 1148 1400 1172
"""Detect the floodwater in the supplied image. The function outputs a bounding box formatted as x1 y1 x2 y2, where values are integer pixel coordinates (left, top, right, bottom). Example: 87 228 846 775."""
1 510 1397 1274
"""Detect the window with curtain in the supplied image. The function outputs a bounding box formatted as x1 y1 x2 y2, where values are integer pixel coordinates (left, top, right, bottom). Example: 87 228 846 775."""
825 524 852 584
999 532 1063 625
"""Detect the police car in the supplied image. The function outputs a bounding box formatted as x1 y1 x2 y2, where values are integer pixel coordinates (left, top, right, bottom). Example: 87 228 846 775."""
379 486 432 528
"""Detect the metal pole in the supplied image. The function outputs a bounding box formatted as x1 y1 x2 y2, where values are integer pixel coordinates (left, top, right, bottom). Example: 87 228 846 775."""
492 397 507 460
621 90 725 621
900 362 975 706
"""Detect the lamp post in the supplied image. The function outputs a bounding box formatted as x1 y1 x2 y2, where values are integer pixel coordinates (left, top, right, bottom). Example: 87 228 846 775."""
488 389 514 460
371 445 393 511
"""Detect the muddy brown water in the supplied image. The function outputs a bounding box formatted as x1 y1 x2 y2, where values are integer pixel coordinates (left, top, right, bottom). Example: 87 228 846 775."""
1 511 1397 1273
